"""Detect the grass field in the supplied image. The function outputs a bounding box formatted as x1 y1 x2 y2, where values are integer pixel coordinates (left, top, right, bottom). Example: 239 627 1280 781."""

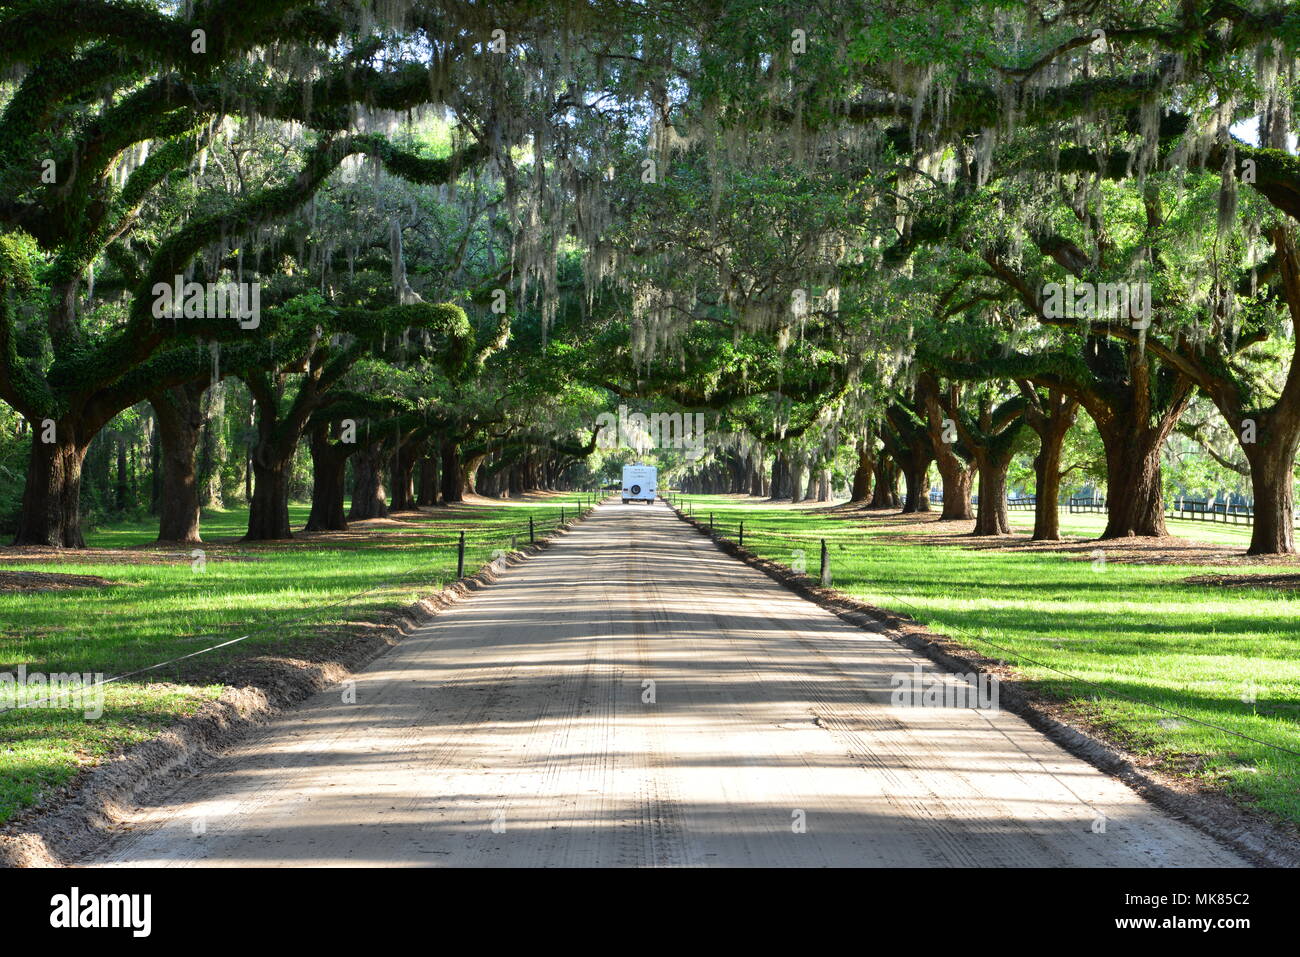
674 494 1300 824
0 497 591 823
1006 507 1261 546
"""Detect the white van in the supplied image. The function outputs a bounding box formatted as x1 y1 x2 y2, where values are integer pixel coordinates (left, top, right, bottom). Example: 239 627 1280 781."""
621 464 657 504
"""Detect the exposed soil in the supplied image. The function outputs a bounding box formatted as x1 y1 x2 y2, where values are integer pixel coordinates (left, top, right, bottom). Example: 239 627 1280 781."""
1184 572 1300 592
0 570 115 592
0 545 263 566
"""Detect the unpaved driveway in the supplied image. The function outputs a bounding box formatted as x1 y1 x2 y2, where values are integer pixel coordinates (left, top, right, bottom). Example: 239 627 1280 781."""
88 502 1245 867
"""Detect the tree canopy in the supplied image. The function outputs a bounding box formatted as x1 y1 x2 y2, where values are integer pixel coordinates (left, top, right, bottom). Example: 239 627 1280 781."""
3 0 1300 554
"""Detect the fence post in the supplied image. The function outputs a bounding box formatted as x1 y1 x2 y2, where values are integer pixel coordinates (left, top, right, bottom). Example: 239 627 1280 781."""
561 506 565 524
529 516 534 544
739 521 744 547
457 531 465 578
820 539 830 586
708 512 713 535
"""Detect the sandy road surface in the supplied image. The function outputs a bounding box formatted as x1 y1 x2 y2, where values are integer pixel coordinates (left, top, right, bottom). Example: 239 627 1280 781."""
88 502 1244 867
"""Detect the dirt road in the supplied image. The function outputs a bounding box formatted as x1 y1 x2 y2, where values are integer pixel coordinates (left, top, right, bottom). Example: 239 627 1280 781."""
88 502 1244 867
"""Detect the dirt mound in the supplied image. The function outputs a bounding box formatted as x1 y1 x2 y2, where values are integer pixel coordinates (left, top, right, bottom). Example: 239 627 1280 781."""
0 570 114 592
1184 572 1300 591
0 544 260 565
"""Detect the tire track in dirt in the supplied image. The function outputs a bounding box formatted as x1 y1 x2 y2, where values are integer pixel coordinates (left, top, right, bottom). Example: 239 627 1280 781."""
621 519 694 867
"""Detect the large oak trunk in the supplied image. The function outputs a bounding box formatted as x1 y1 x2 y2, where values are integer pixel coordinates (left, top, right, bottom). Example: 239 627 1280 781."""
306 456 348 531
243 387 314 541
849 443 874 504
1098 424 1168 539
305 426 350 532
935 458 973 520
788 454 806 502
155 420 201 543
245 456 293 540
349 443 390 520
151 384 205 543
417 456 440 506
898 447 933 514
440 439 464 504
462 452 485 496
1241 227 1300 554
886 389 935 514
870 455 900 509
919 376 971 519
1244 438 1300 555
480 463 503 498
768 453 789 501
14 422 89 547
1018 387 1078 542
1030 419 1072 541
1088 353 1192 540
390 444 419 512
927 414 973 520
971 452 1012 535
1032 442 1063 541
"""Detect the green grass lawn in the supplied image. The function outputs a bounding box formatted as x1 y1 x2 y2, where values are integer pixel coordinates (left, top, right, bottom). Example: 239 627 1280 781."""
674 494 1300 824
0 497 593 823
1006 507 1261 546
